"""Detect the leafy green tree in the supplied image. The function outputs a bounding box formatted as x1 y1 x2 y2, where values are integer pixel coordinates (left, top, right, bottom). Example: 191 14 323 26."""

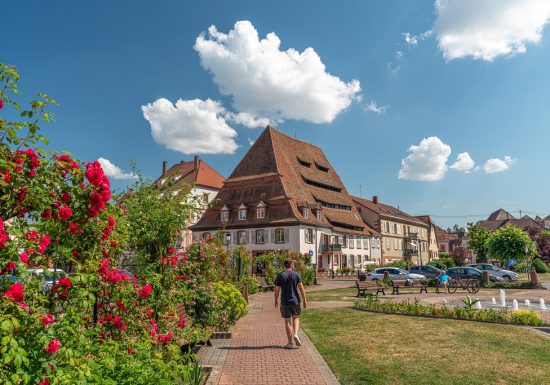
467 223 491 262
486 225 537 265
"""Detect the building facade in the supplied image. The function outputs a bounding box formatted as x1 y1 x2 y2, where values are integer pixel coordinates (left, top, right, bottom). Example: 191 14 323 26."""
191 126 375 271
352 196 429 265
415 215 440 261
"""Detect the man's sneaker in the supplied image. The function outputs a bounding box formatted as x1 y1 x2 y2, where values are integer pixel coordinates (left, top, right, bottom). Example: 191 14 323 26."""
293 334 302 346
284 343 296 349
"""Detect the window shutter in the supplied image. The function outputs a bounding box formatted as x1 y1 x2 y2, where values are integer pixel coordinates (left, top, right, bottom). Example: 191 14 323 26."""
284 229 289 243
270 229 275 243
245 231 250 244
232 231 238 244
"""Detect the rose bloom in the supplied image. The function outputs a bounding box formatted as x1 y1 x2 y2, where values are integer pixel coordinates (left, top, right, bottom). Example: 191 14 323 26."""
3 283 25 302
58 205 73 221
19 252 29 266
138 284 153 299
5 260 16 272
39 379 50 385
41 313 55 326
45 338 61 354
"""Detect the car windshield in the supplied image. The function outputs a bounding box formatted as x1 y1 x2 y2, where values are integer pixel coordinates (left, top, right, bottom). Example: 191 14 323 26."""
397 269 408 274
41 271 66 282
485 265 497 271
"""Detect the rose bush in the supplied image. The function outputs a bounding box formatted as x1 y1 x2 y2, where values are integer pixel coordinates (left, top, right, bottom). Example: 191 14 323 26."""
0 63 245 384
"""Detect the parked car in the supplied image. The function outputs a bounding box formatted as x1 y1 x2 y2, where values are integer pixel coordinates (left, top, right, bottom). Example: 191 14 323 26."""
466 263 518 281
409 265 443 279
367 268 426 281
447 267 504 282
29 268 67 292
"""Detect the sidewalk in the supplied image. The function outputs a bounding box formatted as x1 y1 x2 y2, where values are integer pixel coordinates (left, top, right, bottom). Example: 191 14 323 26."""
207 292 340 385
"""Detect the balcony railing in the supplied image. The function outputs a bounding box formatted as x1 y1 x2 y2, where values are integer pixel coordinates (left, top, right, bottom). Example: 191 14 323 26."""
320 244 342 252
404 249 418 256
405 232 418 240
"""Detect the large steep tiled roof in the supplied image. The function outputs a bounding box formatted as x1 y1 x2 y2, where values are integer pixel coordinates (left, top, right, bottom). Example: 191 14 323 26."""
477 217 546 232
352 196 427 227
487 209 515 221
192 126 369 235
156 157 225 190
434 225 459 243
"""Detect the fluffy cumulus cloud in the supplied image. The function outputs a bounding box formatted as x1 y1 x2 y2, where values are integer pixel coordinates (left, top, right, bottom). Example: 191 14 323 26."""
97 158 137 180
484 155 515 173
142 98 239 155
194 20 361 124
398 137 452 181
450 152 476 173
433 0 550 61
363 100 389 115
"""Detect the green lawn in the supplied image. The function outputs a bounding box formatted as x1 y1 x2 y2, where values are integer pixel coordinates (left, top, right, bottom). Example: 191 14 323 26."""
302 308 550 385
307 286 357 302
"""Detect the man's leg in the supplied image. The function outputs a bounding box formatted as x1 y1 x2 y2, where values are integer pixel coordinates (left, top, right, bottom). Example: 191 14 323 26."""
292 315 300 336
284 318 294 345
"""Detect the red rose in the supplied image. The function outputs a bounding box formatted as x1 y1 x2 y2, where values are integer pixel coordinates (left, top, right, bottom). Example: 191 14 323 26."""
3 283 25 302
159 332 173 343
61 192 71 203
5 260 16 272
41 313 55 326
45 338 61 354
41 209 52 219
19 252 29 266
138 284 152 299
0 99 3 109
0 220 9 249
59 206 73 221
39 379 50 385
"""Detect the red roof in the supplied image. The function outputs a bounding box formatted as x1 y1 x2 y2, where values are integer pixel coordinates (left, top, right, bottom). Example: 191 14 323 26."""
156 156 224 190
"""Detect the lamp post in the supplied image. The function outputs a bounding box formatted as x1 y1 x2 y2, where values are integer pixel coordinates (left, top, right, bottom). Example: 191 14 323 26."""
225 232 232 275
237 248 242 282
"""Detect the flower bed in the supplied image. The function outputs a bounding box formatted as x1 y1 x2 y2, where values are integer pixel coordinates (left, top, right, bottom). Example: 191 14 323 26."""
353 297 548 327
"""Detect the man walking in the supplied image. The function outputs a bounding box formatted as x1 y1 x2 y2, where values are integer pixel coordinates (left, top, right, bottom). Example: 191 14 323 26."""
274 258 308 349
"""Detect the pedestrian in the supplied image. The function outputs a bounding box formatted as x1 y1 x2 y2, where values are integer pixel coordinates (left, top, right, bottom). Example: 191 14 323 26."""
274 258 308 349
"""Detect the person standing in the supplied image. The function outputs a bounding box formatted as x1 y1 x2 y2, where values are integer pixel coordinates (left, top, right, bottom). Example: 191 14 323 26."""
274 258 308 349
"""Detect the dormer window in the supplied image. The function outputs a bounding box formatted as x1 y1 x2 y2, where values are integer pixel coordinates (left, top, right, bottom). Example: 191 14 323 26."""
257 201 266 219
316 209 322 220
220 206 229 222
303 207 309 219
238 204 247 221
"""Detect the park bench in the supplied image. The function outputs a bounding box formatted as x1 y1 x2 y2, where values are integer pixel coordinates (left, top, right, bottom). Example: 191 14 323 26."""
391 279 428 295
258 276 275 292
356 280 386 298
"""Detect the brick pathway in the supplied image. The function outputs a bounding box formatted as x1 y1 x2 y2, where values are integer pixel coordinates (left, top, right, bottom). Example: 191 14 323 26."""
216 292 339 385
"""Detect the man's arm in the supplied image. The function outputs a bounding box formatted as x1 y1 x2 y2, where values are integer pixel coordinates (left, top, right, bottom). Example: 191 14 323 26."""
274 286 280 308
298 282 307 308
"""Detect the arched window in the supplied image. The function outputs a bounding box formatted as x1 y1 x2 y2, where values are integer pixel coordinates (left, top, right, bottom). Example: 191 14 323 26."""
275 228 285 243
305 229 313 243
202 232 212 240
256 229 266 244
237 230 248 245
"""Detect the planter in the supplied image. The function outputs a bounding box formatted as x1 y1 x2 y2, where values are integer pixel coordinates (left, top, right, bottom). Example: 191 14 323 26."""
211 331 232 339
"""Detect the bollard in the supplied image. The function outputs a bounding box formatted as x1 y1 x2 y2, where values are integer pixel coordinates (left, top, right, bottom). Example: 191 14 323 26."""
530 267 539 285
482 271 490 285
242 282 249 303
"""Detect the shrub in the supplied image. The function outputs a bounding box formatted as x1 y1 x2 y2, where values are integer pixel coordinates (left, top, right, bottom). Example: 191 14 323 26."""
240 275 260 294
511 309 544 326
482 281 538 290
386 260 407 269
211 283 247 331
533 258 550 273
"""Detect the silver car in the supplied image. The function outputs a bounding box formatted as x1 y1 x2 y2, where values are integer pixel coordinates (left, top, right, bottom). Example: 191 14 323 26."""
466 263 518 281
367 267 426 281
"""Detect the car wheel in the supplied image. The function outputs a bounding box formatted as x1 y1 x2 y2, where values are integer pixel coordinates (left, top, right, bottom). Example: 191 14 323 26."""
502 275 511 282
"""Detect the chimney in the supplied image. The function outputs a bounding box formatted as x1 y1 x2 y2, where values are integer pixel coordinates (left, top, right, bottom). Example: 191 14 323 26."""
373 195 379 204
162 160 167 176
194 155 200 170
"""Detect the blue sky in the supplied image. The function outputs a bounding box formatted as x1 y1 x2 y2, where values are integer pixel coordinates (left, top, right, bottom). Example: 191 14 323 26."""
3 0 550 229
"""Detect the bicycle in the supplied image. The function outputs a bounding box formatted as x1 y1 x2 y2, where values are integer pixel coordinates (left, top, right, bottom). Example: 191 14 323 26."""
447 277 480 294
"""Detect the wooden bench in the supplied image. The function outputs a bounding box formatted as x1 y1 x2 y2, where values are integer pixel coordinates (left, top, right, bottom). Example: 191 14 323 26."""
258 276 275 292
391 279 428 295
356 280 386 298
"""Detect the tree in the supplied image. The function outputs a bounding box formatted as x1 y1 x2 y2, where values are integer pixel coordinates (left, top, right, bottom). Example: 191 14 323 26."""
486 225 537 266
467 223 491 263
452 247 469 266
525 226 550 265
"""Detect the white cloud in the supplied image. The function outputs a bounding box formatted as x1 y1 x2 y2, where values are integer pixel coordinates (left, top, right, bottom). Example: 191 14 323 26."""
484 155 515 173
226 112 270 129
433 0 550 61
404 32 418 46
395 51 405 60
97 158 137 180
398 136 452 181
363 100 389 115
194 20 361 124
247 137 255 146
450 152 476 173
142 98 239 155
